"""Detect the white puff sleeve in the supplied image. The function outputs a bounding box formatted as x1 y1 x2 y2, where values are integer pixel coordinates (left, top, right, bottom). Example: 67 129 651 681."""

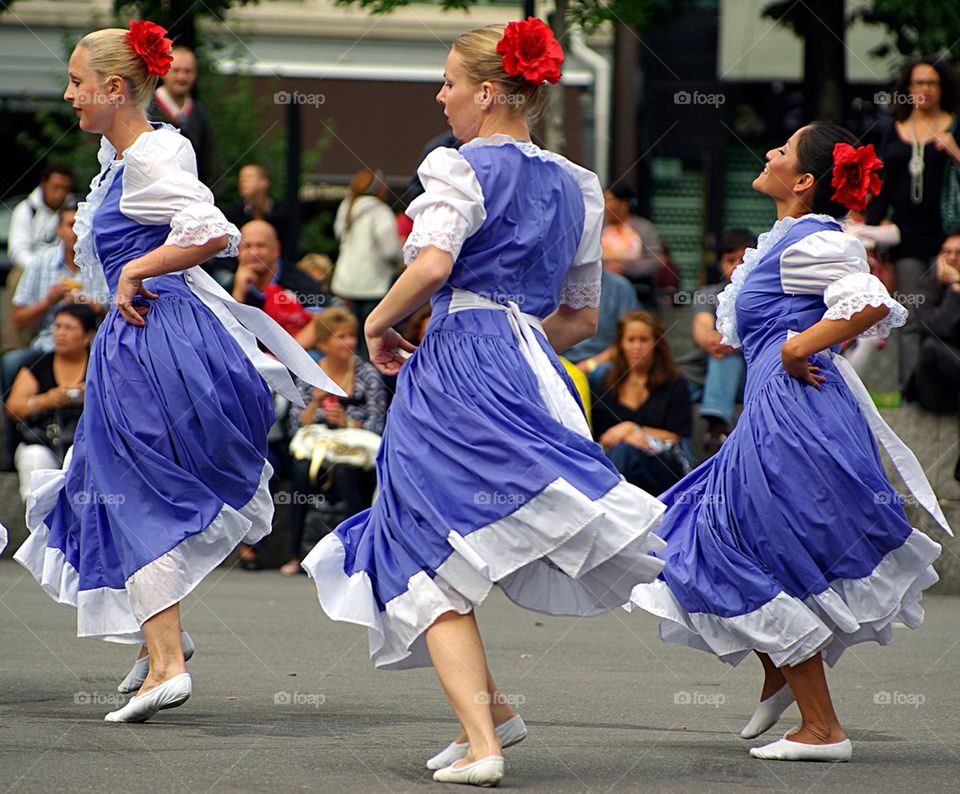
780 230 907 338
403 148 486 265
559 161 603 309
120 130 240 258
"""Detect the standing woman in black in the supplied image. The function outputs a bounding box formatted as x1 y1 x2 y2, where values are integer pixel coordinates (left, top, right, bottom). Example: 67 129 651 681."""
868 57 960 387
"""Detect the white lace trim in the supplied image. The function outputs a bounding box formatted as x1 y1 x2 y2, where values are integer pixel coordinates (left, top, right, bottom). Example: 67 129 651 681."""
166 203 241 258
403 229 463 265
824 293 908 338
715 213 839 347
560 261 602 309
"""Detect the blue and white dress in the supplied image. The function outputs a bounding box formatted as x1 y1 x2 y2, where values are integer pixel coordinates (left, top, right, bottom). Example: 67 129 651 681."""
10 124 337 643
630 214 951 668
302 135 667 669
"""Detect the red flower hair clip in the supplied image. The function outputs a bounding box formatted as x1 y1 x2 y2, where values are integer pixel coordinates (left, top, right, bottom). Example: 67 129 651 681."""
830 142 883 212
126 20 173 77
496 18 564 86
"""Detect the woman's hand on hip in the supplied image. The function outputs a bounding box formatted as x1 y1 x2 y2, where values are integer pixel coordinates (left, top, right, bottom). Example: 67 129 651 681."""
115 264 158 326
366 326 416 376
781 341 825 389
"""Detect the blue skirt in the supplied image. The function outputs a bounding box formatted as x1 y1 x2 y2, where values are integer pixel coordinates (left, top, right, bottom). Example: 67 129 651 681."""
303 306 667 669
14 278 275 642
630 353 942 667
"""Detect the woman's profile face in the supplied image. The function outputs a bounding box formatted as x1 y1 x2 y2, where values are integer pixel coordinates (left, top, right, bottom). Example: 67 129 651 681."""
64 47 119 134
909 63 941 111
620 320 656 368
52 313 92 356
752 126 807 203
436 49 484 142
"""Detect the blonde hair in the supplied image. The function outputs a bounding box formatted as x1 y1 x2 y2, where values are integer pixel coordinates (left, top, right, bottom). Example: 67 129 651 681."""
453 24 551 122
313 307 358 344
77 28 161 110
297 253 333 283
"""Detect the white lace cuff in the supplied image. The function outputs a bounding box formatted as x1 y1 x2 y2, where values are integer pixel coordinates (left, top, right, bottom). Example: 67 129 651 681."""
165 203 241 258
560 260 602 309
823 272 907 338
403 204 472 265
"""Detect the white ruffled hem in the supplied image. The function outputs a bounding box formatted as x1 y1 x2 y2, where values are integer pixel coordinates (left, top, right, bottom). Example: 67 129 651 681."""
13 460 274 642
0 523 7 555
166 203 241 258
628 528 941 668
823 293 908 339
403 228 463 266
303 476 666 670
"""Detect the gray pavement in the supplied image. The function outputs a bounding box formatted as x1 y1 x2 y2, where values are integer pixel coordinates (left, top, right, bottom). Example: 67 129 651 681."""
1 561 958 793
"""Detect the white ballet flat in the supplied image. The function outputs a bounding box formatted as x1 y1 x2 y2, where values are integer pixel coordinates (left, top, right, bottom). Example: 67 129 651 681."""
104 673 192 723
426 714 527 770
117 631 195 694
740 686 796 739
749 733 852 762
433 756 504 787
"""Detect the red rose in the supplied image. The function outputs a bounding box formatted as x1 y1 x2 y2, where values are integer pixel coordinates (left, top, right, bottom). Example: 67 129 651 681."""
496 17 564 86
126 20 173 77
830 142 883 213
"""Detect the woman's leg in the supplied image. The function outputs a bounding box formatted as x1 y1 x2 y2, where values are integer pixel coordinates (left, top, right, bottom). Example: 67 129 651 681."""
137 602 188 695
450 661 520 743
757 651 787 699
425 611 502 765
779 653 846 744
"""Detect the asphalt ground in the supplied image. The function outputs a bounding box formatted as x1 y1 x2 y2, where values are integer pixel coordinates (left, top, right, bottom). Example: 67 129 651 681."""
1 561 958 793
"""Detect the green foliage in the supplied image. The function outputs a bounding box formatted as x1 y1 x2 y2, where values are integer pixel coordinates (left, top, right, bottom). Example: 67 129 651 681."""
851 1 960 59
333 0 697 33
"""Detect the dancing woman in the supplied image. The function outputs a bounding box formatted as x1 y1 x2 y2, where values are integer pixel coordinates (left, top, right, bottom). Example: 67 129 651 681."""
631 122 951 761
10 21 339 722
302 20 666 787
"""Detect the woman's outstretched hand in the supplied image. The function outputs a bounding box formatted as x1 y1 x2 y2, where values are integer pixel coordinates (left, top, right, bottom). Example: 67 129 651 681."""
366 326 416 376
781 342 826 389
116 264 158 326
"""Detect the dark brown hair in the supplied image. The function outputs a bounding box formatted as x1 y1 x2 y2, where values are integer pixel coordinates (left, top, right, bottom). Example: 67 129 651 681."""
795 122 865 218
891 57 960 122
604 309 681 393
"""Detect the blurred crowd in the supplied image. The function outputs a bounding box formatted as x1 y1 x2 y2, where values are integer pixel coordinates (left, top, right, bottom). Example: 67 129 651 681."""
5 49 960 569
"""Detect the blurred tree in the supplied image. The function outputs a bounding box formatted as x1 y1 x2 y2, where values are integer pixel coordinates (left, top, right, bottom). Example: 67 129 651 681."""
852 2 960 59
763 0 846 124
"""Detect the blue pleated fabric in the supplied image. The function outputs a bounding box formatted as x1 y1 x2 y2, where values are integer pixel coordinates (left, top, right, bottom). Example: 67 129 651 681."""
14 163 274 642
630 216 942 667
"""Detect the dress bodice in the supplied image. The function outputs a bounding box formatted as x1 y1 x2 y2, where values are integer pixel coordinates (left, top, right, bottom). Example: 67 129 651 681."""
444 144 586 318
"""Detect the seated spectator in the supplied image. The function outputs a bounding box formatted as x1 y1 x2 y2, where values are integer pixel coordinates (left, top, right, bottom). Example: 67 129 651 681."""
566 266 638 373
590 309 692 495
224 164 293 260
280 307 387 575
601 184 665 306
331 168 400 359
7 163 74 270
5 304 96 499
906 230 960 414
680 228 755 456
3 201 109 464
232 220 323 340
